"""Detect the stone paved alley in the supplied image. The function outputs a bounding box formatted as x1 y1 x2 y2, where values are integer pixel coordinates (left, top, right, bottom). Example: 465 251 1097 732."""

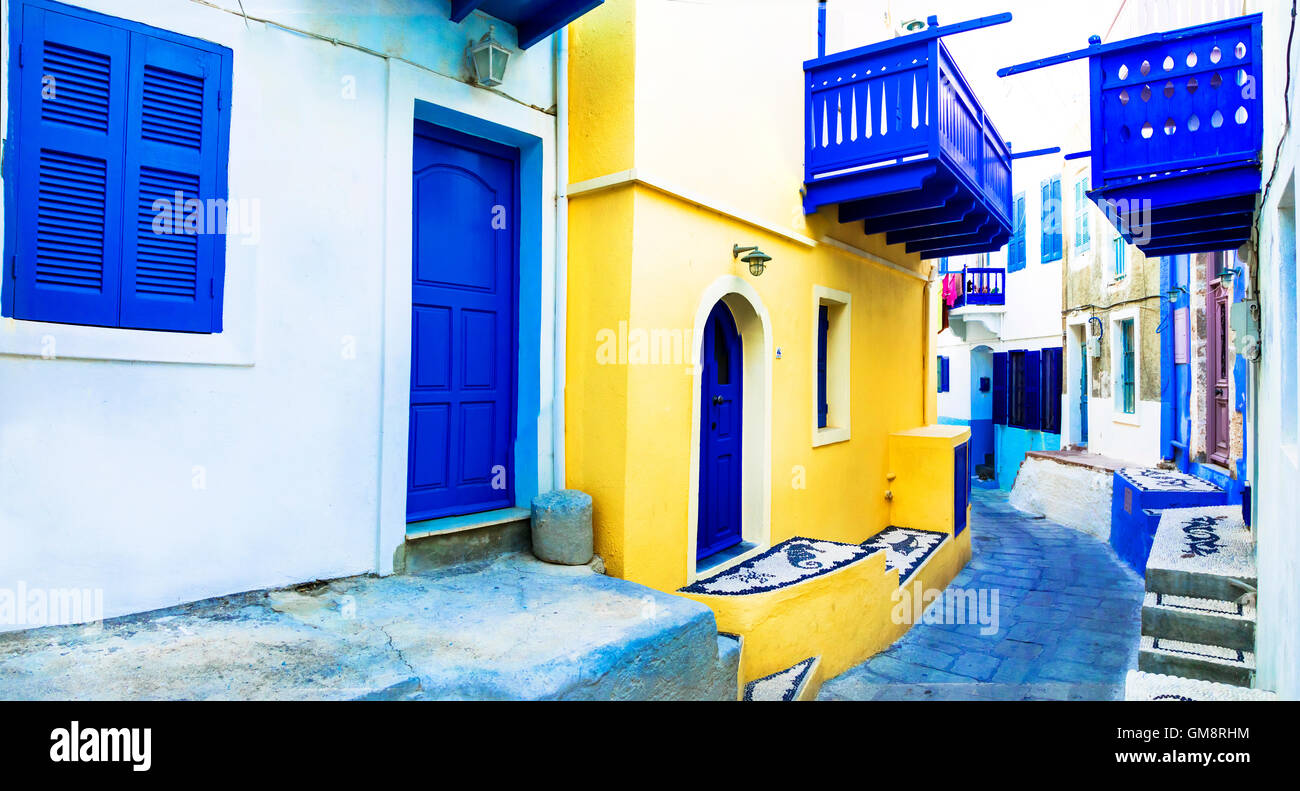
821 487 1145 701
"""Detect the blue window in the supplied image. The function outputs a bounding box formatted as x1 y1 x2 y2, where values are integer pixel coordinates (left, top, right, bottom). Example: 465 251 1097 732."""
1008 193 1026 272
3 0 233 332
1041 176 1062 263
817 304 829 428
1120 319 1136 414
1073 176 1090 252
937 355 950 393
1040 347 1063 433
1113 232 1126 279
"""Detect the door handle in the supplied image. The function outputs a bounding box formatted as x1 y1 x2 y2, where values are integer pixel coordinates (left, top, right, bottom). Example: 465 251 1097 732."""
713 395 726 405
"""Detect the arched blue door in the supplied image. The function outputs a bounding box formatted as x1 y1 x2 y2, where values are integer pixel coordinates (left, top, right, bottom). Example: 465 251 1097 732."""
698 301 744 559
407 123 517 522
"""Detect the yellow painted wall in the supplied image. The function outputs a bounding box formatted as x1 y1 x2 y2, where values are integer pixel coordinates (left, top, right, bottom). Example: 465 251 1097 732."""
567 0 948 594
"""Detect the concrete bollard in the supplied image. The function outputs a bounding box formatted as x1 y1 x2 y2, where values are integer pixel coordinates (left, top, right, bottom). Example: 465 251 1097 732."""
530 489 595 565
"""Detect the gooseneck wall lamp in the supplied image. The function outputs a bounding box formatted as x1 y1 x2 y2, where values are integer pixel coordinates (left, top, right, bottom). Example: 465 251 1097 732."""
733 244 772 277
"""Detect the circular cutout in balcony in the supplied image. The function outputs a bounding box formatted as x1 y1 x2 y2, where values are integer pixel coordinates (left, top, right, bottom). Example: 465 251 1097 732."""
1119 89 1130 105
1188 114 1201 132
1210 72 1223 89
1118 63 1130 80
1140 59 1151 76
1187 76 1199 93
1162 55 1175 71
1164 80 1175 98
1235 41 1247 59
1164 117 1177 135
1236 106 1249 124
1186 51 1198 68
1119 125 1131 142
1211 110 1224 128
1211 46 1222 63
1141 84 1152 102
1141 122 1154 139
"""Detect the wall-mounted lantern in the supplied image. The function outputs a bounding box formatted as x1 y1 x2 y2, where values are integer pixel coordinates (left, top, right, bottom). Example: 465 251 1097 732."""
1218 266 1242 286
733 244 772 277
1166 285 1187 304
469 26 511 87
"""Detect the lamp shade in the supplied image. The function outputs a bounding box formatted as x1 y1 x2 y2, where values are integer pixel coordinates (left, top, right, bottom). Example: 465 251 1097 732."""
470 26 511 87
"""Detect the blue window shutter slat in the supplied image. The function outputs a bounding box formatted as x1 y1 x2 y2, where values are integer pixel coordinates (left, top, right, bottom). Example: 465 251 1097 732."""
12 8 129 326
992 351 1008 425
817 305 828 428
1024 349 1042 431
119 34 222 332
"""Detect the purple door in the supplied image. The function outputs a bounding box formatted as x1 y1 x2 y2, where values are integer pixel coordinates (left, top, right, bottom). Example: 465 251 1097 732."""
698 302 744 559
1207 254 1231 467
407 123 517 522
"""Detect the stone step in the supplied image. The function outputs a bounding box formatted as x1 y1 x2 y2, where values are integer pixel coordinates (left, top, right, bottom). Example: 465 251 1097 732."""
743 656 822 701
1124 670 1276 701
1145 506 1255 601
1138 635 1255 687
1141 591 1255 651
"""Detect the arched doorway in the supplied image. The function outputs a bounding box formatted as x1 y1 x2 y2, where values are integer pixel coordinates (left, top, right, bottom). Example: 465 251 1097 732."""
970 345 995 479
697 302 743 559
687 277 772 578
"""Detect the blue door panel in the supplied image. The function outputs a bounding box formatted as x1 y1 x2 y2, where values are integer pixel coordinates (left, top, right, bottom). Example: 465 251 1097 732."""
407 122 517 522
698 301 744 559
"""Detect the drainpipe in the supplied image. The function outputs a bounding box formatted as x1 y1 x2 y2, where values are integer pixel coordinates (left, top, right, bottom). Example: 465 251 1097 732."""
817 1 827 57
552 30 569 490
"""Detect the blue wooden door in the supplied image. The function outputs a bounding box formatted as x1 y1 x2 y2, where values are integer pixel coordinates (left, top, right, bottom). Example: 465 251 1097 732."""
698 302 743 559
1079 338 1089 445
407 123 517 522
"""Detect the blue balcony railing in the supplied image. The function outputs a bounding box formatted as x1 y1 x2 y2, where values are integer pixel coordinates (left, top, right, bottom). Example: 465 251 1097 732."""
953 267 1006 308
803 14 1014 260
999 14 1264 256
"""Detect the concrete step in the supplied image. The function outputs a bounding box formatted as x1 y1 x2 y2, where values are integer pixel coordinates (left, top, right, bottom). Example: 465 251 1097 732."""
0 553 738 701
1145 506 1255 601
1124 670 1276 701
1141 591 1255 651
1138 635 1255 687
743 656 822 701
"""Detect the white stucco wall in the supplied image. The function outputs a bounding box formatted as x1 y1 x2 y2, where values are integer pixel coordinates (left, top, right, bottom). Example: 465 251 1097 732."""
1247 0 1300 700
0 0 560 627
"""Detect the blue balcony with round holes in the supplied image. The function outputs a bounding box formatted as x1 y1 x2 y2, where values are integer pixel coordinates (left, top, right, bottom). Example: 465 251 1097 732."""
802 14 1015 261
1000 14 1264 257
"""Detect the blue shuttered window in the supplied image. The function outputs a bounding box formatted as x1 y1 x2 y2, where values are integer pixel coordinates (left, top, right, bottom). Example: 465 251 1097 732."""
1022 349 1041 430
4 0 232 332
937 355 950 393
1040 347 1063 434
1120 319 1136 413
1008 193 1026 272
1073 177 1090 252
817 305 829 428
1040 176 1063 263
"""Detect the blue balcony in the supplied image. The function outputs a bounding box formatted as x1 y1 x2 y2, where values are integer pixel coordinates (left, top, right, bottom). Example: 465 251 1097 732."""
802 16 1014 261
1000 15 1263 257
953 266 1006 308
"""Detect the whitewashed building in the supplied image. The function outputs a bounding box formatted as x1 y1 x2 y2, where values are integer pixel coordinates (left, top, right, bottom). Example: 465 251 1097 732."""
0 0 602 629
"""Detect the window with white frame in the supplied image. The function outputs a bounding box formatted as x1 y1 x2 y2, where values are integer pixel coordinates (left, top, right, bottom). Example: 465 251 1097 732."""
1073 176 1091 252
813 286 851 446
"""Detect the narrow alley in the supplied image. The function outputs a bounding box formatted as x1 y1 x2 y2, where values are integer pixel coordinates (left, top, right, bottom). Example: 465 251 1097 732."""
822 488 1144 700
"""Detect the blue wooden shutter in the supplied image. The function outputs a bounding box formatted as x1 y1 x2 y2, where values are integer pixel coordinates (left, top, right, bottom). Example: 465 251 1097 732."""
1040 347 1063 433
992 351 1008 425
1039 180 1050 263
817 305 828 428
1011 194 1026 271
1051 177 1063 260
1024 349 1042 430
119 34 223 331
12 6 130 326
954 441 969 535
